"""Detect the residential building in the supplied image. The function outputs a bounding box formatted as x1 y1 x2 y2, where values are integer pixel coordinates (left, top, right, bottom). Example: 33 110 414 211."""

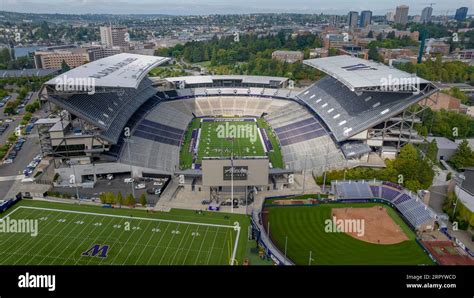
271 50 304 63
359 11 372 28
394 5 409 25
421 6 433 23
348 11 358 29
100 25 130 49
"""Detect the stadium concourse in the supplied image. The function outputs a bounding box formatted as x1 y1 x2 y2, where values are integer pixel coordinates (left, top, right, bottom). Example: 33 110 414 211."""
36 53 437 211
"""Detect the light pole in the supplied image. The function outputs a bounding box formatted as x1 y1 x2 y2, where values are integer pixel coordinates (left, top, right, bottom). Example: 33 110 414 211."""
69 160 80 203
302 154 308 194
125 137 136 199
308 251 313 266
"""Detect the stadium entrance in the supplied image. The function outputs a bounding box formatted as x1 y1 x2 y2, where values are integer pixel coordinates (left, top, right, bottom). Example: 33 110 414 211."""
201 158 269 203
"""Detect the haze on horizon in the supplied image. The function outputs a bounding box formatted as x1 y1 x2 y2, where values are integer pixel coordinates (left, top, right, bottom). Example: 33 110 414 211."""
1 0 473 16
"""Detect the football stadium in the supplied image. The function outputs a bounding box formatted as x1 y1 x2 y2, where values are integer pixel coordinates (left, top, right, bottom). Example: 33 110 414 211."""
8 52 461 266
35 53 437 203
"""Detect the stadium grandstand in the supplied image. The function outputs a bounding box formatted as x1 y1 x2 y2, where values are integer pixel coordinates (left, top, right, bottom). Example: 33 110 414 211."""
36 53 437 204
331 180 438 230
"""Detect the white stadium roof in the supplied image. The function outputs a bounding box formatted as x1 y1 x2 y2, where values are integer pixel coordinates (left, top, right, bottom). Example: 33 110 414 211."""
45 53 170 89
303 55 429 91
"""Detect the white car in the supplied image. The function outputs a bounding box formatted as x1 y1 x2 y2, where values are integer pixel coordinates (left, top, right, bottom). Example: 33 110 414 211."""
153 181 163 186
124 178 134 183
106 174 114 180
135 183 146 189
3 159 13 164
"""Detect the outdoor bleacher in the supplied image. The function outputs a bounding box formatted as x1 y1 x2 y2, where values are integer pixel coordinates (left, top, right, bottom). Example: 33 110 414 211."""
331 180 437 229
265 101 345 171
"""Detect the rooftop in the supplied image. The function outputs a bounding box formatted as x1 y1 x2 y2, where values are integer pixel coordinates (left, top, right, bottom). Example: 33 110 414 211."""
45 53 169 89
427 136 458 150
303 55 429 91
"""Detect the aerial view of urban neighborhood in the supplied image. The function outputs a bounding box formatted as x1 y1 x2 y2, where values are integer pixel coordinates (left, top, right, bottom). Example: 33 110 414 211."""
0 0 473 296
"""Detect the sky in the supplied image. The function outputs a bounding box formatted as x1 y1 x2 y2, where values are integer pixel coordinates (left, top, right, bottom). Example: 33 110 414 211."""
1 0 473 16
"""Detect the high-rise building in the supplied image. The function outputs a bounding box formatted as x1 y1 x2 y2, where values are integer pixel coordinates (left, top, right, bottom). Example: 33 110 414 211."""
420 6 433 23
100 25 130 49
394 5 409 25
385 11 395 22
359 10 372 28
348 11 358 29
454 7 468 21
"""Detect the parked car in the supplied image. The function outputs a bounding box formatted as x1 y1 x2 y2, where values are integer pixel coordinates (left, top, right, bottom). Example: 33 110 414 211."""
106 174 114 180
135 183 146 190
123 178 134 183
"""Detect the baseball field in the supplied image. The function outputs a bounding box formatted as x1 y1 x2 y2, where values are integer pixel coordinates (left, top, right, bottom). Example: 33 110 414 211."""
264 202 435 265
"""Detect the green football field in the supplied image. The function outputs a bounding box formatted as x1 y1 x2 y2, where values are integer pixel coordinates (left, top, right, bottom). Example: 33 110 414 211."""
0 200 248 265
265 203 435 265
197 120 266 163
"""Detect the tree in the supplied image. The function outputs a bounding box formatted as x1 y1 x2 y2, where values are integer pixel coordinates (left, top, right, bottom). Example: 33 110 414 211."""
99 193 107 204
368 46 380 62
126 194 136 207
450 140 474 169
61 60 70 73
140 194 147 207
367 31 374 38
426 139 438 162
116 192 124 207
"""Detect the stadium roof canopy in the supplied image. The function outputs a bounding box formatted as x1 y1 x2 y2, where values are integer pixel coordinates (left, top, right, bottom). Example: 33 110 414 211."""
303 55 429 92
166 75 289 86
45 53 169 89
0 68 60 78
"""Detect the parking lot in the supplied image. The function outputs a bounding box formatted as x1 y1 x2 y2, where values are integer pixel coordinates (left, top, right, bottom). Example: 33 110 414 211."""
0 135 41 177
51 174 169 205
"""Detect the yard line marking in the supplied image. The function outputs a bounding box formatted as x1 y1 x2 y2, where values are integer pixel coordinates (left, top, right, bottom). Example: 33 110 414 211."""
193 226 210 265
34 213 84 265
181 225 202 265
17 206 235 229
59 215 102 265
80 215 122 265
206 227 220 265
158 224 180 265
0 208 40 253
145 222 171 265
134 221 163 265
0 209 63 265
10 211 67 265
170 225 192 265
97 217 134 265
122 221 153 265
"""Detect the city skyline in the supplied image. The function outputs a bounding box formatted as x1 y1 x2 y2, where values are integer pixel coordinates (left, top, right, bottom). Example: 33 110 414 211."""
1 0 473 16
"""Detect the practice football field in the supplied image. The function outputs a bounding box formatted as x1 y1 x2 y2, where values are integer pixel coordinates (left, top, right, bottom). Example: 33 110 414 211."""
265 203 435 265
0 201 245 265
197 120 266 162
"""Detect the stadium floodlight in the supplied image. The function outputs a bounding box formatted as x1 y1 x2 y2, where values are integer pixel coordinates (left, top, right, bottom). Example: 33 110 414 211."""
124 137 136 199
67 159 81 203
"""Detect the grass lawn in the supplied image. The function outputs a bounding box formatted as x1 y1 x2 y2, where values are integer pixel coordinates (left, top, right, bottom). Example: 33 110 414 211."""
256 118 284 169
179 117 284 169
179 118 201 169
0 200 251 265
266 203 434 265
197 120 265 162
